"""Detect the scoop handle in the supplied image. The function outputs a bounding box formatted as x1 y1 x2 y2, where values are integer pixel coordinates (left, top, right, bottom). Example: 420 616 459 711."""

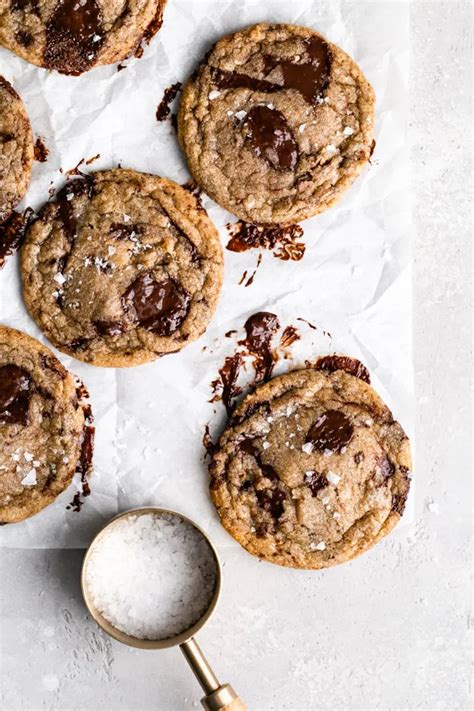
200 684 247 711
180 638 247 710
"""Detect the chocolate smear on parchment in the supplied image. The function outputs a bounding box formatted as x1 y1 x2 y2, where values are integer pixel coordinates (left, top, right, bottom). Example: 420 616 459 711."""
156 82 182 122
226 221 305 261
209 311 303 417
34 137 48 162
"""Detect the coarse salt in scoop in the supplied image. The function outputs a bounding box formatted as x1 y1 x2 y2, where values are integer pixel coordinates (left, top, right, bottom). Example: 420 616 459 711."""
85 512 217 640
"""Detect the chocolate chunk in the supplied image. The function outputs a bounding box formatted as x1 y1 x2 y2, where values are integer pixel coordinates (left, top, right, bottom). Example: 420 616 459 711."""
122 272 190 336
256 488 286 519
67 337 90 351
306 410 353 453
94 320 124 337
263 36 331 105
211 35 331 105
260 462 278 481
77 404 94 478
305 471 328 496
391 490 408 516
229 400 270 426
181 181 205 213
354 451 364 465
0 208 34 268
40 355 66 378
241 311 280 383
238 436 278 482
141 1 165 44
243 105 298 171
0 364 32 425
55 178 93 242
156 82 182 122
240 480 252 491
238 437 258 457
210 66 280 93
315 355 370 383
11 0 39 13
378 455 395 479
15 30 33 47
109 222 143 241
44 0 104 76
67 386 94 512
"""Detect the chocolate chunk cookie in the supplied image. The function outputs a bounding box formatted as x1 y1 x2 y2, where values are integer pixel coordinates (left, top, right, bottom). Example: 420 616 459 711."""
21 169 223 367
210 364 411 569
0 0 167 75
0 325 92 524
0 76 33 224
179 23 375 224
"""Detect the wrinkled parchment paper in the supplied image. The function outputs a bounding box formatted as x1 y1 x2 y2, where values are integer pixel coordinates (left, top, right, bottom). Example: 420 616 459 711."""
0 0 412 548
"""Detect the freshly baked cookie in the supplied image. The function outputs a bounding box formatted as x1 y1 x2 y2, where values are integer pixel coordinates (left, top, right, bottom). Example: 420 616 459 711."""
0 76 33 224
0 0 167 76
21 169 224 367
210 362 411 569
179 23 375 224
0 325 92 524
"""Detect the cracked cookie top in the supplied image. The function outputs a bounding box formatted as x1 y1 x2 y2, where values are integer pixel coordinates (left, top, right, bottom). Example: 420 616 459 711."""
0 325 91 524
0 0 167 75
210 364 411 569
0 76 33 224
21 169 223 367
178 23 375 224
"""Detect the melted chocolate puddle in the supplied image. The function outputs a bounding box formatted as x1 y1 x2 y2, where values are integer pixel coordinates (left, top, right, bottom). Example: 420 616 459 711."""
122 272 190 336
306 410 354 453
94 320 124 337
156 82 182 122
67 381 94 512
44 0 104 76
243 105 298 171
262 36 331 105
211 35 331 106
226 221 305 261
34 137 48 162
0 208 34 268
0 365 32 426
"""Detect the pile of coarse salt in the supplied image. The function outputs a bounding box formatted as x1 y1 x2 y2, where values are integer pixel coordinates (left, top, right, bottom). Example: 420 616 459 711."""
85 513 217 640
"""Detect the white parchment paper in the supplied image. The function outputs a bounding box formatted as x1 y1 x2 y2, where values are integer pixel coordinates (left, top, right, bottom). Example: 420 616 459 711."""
0 0 412 548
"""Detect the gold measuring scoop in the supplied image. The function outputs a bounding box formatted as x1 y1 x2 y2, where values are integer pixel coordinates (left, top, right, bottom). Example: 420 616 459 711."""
81 507 246 711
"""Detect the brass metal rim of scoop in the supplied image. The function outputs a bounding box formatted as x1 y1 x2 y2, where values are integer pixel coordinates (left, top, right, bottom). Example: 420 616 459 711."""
81 506 247 711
